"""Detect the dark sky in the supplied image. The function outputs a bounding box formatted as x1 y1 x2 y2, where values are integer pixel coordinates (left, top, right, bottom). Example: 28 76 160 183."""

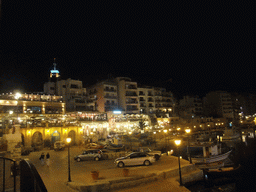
0 1 255 99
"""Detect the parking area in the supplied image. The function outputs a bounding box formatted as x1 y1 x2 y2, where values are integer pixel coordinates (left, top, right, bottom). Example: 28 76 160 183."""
22 146 190 192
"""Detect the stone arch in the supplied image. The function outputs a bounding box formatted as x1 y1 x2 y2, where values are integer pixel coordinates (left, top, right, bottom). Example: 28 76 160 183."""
51 131 60 144
32 131 43 146
68 130 76 145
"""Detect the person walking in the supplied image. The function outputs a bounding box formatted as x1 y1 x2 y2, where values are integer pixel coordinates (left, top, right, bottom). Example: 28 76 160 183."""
46 152 50 166
39 152 45 165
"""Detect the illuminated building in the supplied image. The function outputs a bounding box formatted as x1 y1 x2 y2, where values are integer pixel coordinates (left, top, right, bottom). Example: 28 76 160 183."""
115 77 139 114
44 59 87 112
87 79 119 112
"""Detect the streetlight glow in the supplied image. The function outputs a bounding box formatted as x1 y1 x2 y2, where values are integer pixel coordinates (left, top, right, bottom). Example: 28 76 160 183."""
66 137 71 143
15 92 21 100
175 140 181 146
185 129 191 134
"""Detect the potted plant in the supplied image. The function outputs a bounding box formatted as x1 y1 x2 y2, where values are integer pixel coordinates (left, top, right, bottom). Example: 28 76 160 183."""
123 168 129 177
91 170 99 180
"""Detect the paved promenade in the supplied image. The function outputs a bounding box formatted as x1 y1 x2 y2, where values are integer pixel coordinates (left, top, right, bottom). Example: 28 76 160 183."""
24 147 202 192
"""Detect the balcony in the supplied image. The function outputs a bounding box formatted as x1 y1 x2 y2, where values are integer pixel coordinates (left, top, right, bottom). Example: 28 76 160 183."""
139 92 145 96
126 101 138 104
104 95 117 99
148 99 154 102
104 88 116 92
105 102 118 106
126 107 138 111
125 92 137 97
126 85 137 89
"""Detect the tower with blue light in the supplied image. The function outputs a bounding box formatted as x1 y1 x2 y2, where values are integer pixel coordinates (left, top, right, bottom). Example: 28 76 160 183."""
50 58 60 79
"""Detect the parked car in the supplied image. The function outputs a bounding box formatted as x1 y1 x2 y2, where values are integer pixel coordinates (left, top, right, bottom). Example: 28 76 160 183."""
74 149 103 162
135 147 162 160
54 141 65 151
85 143 105 149
114 152 156 168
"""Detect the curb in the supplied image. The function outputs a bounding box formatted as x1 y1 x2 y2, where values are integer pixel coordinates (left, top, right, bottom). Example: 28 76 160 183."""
67 162 203 191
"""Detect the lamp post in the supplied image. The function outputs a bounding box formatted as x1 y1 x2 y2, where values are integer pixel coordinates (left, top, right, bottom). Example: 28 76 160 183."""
175 139 182 186
66 137 72 182
185 129 192 164
14 92 21 124
129 132 132 151
153 131 156 147
163 129 168 155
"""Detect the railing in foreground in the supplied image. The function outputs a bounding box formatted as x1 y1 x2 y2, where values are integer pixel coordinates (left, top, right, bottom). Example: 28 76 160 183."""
20 159 47 192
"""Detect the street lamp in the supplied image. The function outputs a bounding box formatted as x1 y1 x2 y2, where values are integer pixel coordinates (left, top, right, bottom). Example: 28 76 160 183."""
185 129 192 164
66 137 72 182
175 139 182 186
163 129 168 154
129 132 132 151
153 131 156 147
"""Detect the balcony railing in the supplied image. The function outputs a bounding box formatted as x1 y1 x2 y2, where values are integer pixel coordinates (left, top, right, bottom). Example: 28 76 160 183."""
125 93 137 96
126 86 137 89
127 107 138 111
126 101 138 104
104 95 117 99
104 89 116 92
105 103 118 106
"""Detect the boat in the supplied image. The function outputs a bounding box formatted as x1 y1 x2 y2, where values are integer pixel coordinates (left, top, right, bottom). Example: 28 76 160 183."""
222 128 240 140
191 150 232 164
188 141 232 164
204 164 242 179
196 161 225 169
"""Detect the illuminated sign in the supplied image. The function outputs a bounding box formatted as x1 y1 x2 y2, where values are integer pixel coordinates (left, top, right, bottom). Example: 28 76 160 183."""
113 111 121 114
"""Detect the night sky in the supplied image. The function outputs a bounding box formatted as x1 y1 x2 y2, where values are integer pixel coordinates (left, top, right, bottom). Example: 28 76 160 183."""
0 1 254 99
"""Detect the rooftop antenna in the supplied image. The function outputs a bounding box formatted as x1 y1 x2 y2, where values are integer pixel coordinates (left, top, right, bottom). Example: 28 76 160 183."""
53 58 57 70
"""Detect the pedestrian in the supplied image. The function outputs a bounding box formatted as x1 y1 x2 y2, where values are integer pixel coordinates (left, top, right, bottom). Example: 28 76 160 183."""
46 152 50 166
39 152 45 165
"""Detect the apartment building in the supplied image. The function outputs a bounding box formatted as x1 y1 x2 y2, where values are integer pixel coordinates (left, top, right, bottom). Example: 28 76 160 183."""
86 80 119 112
44 78 87 112
138 86 154 114
44 61 87 112
179 95 203 118
204 91 234 119
115 77 139 114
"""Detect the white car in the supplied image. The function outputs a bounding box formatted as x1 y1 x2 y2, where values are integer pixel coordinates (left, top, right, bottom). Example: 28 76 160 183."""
114 152 156 168
136 147 162 160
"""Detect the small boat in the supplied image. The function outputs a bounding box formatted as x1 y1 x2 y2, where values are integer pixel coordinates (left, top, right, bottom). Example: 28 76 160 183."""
196 161 225 169
188 142 232 164
222 128 240 140
204 164 242 179
191 150 232 164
